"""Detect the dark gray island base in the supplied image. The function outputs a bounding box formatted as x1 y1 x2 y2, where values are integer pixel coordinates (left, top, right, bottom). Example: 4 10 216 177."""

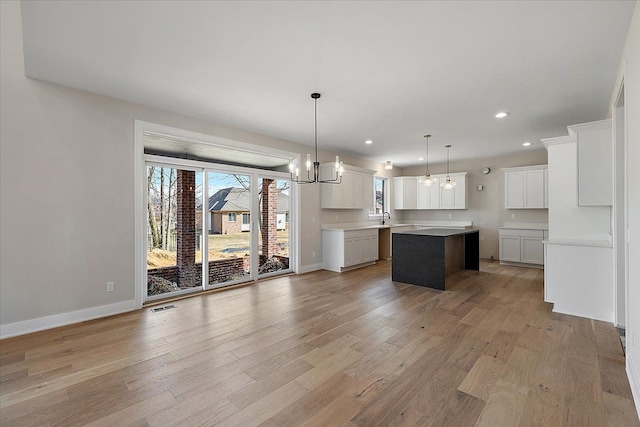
392 228 480 290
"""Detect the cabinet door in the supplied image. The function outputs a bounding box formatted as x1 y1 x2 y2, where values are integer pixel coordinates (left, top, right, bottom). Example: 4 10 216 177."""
344 237 362 267
393 178 405 209
499 235 521 262
403 178 418 209
320 164 343 208
363 174 374 212
520 236 544 264
452 175 467 209
417 182 430 209
524 169 545 208
428 181 441 209
505 172 524 208
362 235 379 262
440 181 454 209
348 171 364 208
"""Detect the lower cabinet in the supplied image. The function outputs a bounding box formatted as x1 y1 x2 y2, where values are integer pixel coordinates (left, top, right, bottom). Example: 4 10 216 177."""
322 229 379 272
499 228 545 267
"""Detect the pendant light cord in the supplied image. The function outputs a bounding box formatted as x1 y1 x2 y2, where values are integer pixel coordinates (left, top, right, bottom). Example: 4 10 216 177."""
314 96 318 163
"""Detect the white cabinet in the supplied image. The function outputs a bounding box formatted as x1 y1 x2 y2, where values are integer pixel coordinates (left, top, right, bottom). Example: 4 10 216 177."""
499 228 545 267
417 180 440 209
439 173 468 210
503 165 548 209
393 177 418 210
394 172 468 210
320 164 375 209
568 119 613 206
499 234 521 262
322 229 378 272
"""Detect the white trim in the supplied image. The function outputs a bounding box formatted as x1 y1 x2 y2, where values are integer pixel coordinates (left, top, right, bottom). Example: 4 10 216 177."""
0 300 137 339
567 118 612 138
298 263 323 274
135 120 295 161
628 356 640 419
542 135 572 148
134 121 145 309
501 164 548 173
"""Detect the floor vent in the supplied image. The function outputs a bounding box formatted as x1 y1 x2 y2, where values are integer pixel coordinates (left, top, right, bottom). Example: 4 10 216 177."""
151 304 177 313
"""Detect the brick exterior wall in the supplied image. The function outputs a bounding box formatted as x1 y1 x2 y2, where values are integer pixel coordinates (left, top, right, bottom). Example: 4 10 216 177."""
261 179 278 258
147 257 249 291
176 170 198 287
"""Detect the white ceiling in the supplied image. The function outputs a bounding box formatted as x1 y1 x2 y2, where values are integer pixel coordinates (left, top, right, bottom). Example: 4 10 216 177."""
20 1 634 167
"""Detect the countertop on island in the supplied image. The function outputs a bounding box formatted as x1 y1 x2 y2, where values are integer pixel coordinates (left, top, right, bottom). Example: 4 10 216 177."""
394 228 479 237
321 221 473 231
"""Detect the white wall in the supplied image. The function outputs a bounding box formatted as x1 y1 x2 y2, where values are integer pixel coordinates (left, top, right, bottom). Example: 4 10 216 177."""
546 138 611 240
0 1 327 333
401 150 549 259
610 0 640 414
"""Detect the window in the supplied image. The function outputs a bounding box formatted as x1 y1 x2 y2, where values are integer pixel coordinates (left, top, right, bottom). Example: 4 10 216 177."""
228 213 237 222
375 177 387 214
242 213 250 224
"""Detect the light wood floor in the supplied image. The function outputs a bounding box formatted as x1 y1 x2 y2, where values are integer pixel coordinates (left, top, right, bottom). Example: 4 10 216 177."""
1 261 638 426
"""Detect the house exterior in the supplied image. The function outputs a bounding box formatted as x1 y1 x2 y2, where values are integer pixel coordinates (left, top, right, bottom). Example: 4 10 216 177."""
207 187 289 234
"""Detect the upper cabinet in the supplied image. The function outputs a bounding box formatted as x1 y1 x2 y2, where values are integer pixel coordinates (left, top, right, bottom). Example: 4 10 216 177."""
568 119 613 206
503 165 548 209
393 172 468 210
439 172 467 210
394 177 418 210
320 163 375 209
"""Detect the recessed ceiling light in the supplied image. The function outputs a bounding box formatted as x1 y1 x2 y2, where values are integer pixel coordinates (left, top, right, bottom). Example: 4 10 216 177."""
365 140 373 145
495 112 509 118
418 157 425 161
523 142 531 147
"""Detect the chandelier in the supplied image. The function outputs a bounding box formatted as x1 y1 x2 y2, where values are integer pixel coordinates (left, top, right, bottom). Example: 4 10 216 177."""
290 93 343 184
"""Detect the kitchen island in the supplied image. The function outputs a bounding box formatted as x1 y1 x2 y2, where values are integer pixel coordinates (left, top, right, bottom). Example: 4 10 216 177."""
392 228 479 290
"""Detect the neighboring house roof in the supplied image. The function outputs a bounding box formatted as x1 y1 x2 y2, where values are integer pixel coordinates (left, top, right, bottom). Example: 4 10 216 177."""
206 187 289 213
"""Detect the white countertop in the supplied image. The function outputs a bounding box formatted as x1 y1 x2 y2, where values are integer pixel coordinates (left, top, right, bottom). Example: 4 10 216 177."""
543 238 612 248
500 222 549 230
321 220 473 231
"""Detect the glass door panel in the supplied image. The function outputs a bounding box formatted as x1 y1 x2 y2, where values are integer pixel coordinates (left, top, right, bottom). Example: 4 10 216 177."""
258 177 291 276
146 166 203 298
206 172 252 287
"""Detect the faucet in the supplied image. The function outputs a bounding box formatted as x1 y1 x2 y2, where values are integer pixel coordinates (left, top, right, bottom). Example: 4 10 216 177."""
382 212 391 225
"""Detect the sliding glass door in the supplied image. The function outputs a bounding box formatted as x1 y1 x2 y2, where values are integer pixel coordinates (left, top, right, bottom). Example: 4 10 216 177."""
146 165 203 299
144 160 293 301
205 171 252 289
258 176 291 277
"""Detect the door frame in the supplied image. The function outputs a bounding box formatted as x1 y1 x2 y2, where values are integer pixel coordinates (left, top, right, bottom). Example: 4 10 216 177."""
134 120 298 308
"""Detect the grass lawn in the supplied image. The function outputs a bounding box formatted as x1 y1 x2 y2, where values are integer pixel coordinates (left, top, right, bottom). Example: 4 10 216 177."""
147 230 289 268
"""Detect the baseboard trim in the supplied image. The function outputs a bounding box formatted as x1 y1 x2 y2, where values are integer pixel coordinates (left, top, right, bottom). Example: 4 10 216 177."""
0 300 138 339
298 263 323 274
628 356 640 419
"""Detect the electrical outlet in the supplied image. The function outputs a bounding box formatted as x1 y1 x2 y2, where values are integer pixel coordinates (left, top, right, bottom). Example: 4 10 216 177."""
448 213 452 219
312 251 316 258
106 281 114 292
335 214 339 221
409 213 413 218
511 214 516 220
312 217 316 224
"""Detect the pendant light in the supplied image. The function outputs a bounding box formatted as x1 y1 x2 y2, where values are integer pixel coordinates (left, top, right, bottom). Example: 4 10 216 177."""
441 144 456 189
290 93 343 184
418 134 436 186
384 160 393 170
